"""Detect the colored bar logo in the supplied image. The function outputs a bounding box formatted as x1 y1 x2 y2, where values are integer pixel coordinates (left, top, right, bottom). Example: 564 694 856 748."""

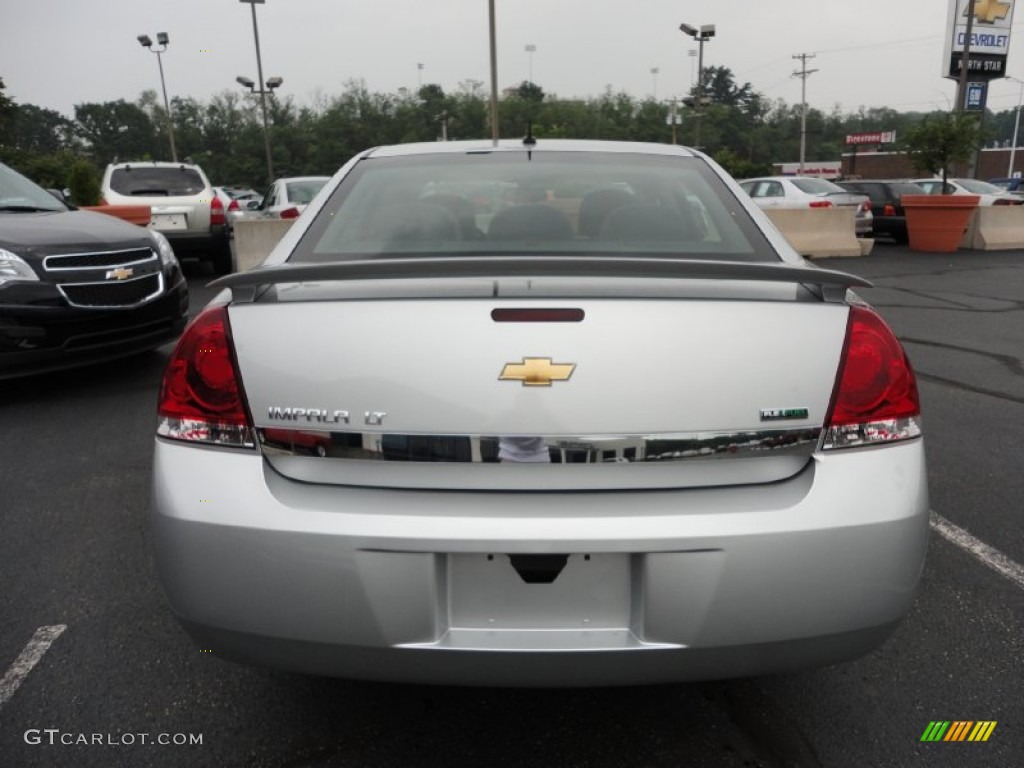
920 721 997 742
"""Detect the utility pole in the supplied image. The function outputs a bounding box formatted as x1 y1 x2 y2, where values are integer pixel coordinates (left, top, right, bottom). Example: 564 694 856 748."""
955 0 979 177
955 0 977 114
792 53 818 175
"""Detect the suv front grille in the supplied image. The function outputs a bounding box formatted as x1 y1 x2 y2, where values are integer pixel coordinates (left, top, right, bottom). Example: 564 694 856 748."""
58 273 164 308
43 248 156 271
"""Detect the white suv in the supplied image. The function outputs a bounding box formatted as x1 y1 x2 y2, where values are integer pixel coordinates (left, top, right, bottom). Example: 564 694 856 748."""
101 161 233 274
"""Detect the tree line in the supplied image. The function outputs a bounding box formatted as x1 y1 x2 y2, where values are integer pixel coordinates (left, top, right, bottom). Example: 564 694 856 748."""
1 70 1019 204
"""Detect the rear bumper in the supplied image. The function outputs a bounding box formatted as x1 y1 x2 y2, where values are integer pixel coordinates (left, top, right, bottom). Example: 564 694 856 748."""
151 439 930 686
871 216 909 240
162 225 228 256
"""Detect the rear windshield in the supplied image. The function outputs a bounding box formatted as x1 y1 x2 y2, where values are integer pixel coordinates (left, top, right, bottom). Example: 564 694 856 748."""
109 167 206 197
291 151 778 263
956 179 1003 194
790 178 845 195
285 179 328 205
888 183 926 196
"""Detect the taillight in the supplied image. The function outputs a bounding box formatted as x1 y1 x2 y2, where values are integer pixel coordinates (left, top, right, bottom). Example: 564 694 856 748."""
228 199 240 212
860 201 871 213
883 204 896 216
279 206 300 220
157 305 254 448
993 198 1014 206
210 194 226 225
809 200 833 209
822 306 922 450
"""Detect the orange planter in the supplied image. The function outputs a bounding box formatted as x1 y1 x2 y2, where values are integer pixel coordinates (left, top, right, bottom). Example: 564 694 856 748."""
82 204 152 227
901 194 979 253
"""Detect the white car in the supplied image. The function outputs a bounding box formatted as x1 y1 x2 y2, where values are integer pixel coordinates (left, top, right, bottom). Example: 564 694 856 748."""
213 187 263 234
910 178 1024 206
254 176 330 220
151 140 928 687
739 176 874 236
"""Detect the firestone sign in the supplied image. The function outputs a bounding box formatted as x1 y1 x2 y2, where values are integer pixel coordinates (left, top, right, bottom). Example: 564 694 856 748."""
943 0 1015 79
845 131 897 145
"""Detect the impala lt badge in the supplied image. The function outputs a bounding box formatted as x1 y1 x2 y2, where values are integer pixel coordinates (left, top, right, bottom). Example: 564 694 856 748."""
499 357 576 387
267 407 350 424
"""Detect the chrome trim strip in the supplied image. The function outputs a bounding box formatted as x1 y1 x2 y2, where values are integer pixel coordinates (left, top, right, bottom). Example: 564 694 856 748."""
43 249 158 272
57 271 165 309
257 427 822 464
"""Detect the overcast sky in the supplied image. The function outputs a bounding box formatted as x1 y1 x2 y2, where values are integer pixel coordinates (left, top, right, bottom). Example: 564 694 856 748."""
4 0 1024 119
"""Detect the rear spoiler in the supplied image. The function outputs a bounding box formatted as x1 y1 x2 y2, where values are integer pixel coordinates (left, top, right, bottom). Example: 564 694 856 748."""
210 256 872 302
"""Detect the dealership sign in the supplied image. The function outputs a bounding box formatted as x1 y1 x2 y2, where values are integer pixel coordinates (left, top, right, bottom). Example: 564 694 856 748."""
776 161 842 179
944 0 1015 79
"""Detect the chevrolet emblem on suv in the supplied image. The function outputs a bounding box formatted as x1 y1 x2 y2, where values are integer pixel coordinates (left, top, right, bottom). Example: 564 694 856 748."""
105 267 135 281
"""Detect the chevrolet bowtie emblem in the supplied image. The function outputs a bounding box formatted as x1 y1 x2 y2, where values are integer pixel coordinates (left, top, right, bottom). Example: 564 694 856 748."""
105 267 134 281
969 0 1011 24
499 357 576 386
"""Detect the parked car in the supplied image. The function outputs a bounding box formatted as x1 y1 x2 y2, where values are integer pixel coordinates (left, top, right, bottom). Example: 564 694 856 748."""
910 178 1024 206
738 176 873 236
254 176 330 219
986 177 1024 194
836 179 929 243
0 161 188 379
213 186 263 235
101 161 233 274
152 139 927 687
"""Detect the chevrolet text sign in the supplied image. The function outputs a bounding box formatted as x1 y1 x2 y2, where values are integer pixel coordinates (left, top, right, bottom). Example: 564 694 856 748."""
944 0 1015 79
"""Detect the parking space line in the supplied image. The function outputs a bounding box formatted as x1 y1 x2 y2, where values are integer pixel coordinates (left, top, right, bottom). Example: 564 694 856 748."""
931 512 1024 591
0 625 67 709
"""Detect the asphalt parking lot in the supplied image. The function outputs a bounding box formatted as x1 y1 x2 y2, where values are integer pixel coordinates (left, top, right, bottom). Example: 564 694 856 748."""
0 241 1021 767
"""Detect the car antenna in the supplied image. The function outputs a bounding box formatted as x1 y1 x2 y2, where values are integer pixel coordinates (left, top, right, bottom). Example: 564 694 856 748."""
523 121 536 160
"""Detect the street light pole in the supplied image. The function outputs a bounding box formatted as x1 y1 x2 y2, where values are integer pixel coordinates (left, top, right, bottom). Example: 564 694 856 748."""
650 67 659 100
137 33 177 162
236 75 283 185
239 0 275 185
488 0 499 144
525 44 536 85
1008 76 1024 176
679 23 715 150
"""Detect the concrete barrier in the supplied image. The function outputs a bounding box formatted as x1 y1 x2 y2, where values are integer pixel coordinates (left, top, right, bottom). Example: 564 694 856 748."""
233 218 295 271
961 205 1024 250
764 208 862 258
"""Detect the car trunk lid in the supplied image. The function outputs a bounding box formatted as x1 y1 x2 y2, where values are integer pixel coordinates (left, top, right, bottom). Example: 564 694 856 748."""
223 269 855 491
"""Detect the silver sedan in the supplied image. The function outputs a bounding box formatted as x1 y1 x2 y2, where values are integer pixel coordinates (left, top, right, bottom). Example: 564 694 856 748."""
152 140 928 686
